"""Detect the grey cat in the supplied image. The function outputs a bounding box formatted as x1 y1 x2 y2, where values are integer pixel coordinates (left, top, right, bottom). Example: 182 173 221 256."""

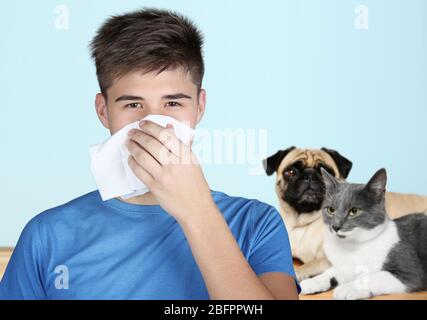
300 168 427 299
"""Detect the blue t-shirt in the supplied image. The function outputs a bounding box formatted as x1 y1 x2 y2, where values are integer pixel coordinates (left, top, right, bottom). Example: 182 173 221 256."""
0 190 300 299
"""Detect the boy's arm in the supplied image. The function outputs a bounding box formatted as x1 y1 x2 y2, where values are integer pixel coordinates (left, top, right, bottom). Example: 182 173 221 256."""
259 272 300 300
179 204 299 300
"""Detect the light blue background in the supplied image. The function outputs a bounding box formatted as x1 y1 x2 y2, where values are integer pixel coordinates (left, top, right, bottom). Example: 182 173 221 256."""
1 0 426 246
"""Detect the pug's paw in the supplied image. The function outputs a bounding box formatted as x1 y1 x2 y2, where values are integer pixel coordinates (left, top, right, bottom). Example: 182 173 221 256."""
296 268 311 282
300 277 330 295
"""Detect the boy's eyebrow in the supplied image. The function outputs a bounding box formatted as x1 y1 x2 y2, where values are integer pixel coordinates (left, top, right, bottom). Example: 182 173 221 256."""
115 95 143 102
162 93 192 100
114 93 192 102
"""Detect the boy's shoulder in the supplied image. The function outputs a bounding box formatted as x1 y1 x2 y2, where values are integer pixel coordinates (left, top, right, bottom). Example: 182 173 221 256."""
32 190 101 224
16 190 101 244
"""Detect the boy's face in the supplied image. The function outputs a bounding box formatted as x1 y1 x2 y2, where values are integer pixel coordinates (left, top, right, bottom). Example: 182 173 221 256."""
95 67 206 135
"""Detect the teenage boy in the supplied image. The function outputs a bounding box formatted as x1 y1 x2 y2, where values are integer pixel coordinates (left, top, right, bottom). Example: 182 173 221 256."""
0 8 300 299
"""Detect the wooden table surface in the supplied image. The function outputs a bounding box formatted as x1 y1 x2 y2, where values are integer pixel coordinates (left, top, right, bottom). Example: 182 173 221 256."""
0 248 12 282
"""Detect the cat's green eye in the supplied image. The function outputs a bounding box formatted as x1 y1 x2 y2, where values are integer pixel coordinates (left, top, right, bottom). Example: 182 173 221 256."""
348 208 361 217
326 207 336 216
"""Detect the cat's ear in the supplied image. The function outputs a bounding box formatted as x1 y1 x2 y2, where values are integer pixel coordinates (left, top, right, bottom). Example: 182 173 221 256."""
320 167 339 191
365 168 387 198
262 147 296 176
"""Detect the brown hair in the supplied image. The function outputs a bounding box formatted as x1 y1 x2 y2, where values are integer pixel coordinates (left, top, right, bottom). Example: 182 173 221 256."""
89 8 204 99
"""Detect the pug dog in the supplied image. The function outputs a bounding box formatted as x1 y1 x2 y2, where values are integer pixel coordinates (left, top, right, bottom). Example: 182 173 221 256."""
263 146 427 281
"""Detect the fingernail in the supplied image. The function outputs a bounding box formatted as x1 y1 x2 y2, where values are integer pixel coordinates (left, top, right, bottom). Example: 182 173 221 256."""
128 129 136 137
139 120 146 127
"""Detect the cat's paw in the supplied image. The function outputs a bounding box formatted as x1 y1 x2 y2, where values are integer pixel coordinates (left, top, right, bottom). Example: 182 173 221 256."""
333 283 372 300
300 277 330 295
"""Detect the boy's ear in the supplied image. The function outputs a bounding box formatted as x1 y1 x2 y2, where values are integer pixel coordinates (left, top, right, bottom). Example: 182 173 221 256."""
195 89 206 125
95 93 110 129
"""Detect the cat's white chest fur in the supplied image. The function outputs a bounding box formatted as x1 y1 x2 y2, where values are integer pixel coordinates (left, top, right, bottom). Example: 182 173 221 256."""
323 219 400 282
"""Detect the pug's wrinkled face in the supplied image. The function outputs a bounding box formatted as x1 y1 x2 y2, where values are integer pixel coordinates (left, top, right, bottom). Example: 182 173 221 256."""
263 147 353 215
280 160 335 213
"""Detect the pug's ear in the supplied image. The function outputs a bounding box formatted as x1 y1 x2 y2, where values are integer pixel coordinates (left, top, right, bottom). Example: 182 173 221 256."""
262 147 296 176
320 167 339 191
321 147 353 179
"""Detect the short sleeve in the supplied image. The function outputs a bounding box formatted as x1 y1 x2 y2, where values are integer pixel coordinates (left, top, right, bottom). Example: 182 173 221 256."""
248 201 301 293
0 215 47 299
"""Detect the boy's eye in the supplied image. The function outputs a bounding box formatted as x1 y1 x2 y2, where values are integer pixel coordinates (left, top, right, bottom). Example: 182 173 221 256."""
125 102 142 109
326 207 336 216
166 101 181 107
348 208 361 217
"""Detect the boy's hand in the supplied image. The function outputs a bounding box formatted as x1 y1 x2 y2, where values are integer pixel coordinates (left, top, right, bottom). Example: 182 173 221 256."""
126 119 215 223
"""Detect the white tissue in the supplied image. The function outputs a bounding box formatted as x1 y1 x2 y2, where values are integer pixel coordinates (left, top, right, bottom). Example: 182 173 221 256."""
89 114 195 201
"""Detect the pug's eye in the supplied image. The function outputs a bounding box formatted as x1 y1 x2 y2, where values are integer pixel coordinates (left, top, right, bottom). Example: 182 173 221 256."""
326 207 336 216
348 208 361 217
284 168 298 177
